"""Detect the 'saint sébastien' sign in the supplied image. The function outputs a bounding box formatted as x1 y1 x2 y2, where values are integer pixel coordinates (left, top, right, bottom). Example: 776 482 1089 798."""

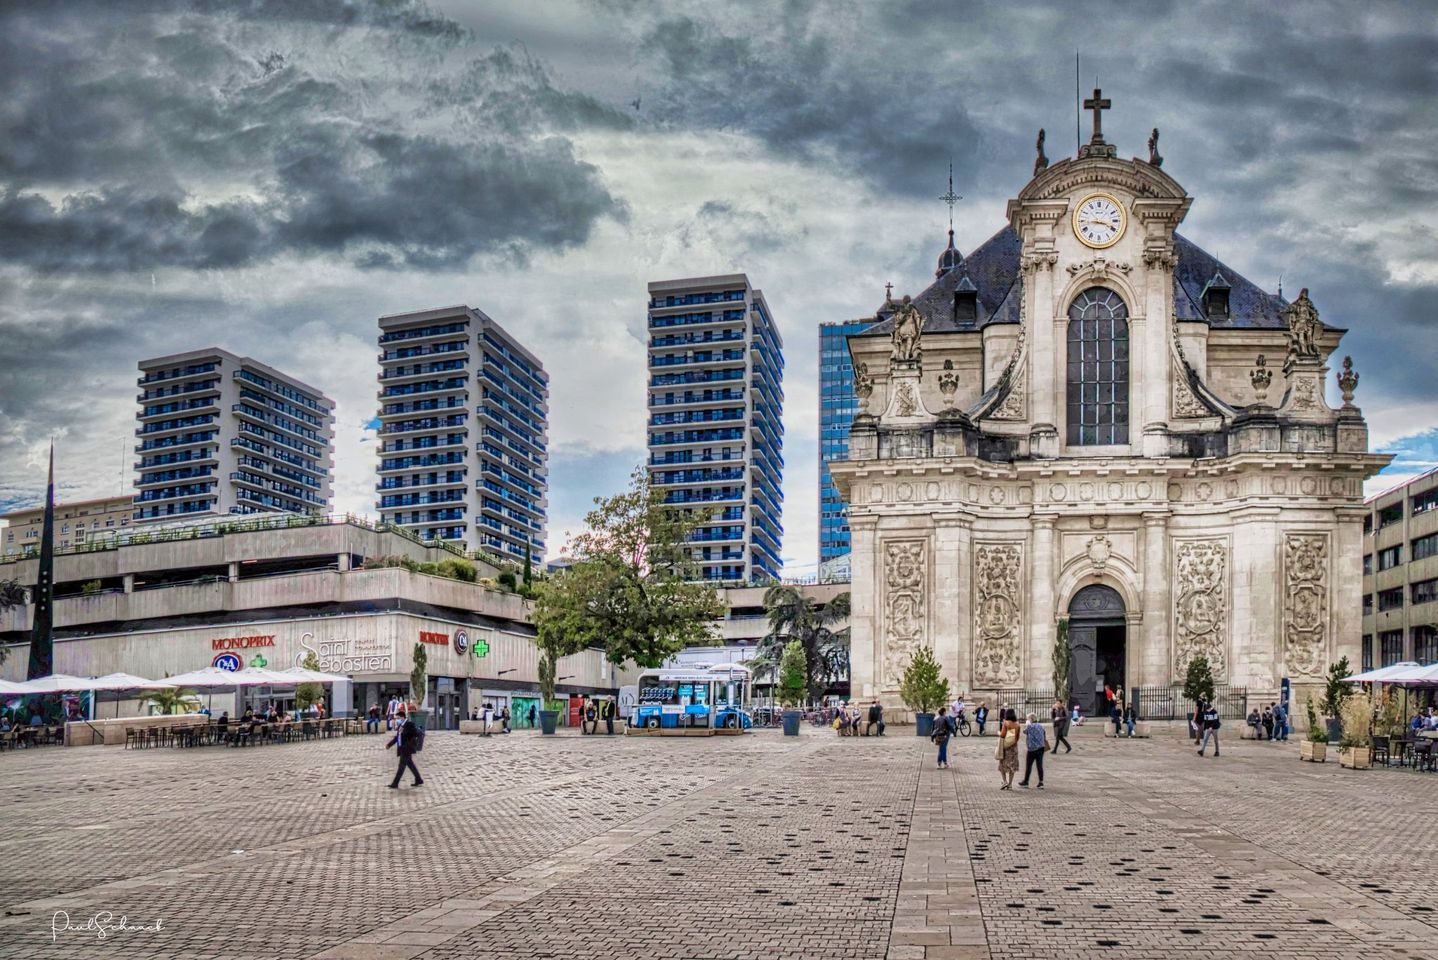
298 631 394 673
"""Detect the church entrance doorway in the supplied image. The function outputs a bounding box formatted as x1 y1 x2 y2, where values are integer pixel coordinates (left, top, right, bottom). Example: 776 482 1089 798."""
1067 584 1126 719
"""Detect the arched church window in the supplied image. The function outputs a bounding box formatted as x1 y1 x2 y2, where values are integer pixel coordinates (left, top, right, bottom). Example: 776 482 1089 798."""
1066 287 1129 445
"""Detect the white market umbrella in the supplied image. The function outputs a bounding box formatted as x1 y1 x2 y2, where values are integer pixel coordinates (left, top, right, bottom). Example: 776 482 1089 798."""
0 679 32 695
1345 662 1425 684
14 674 98 693
88 673 176 691
276 666 350 683
1409 663 1438 687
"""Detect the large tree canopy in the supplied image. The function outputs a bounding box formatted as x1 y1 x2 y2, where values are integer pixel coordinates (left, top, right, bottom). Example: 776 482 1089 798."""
533 468 724 699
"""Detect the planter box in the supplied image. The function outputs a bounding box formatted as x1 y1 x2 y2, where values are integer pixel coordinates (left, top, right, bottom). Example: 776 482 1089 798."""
1299 740 1327 763
1339 745 1371 769
915 713 935 738
781 709 802 737
538 709 559 736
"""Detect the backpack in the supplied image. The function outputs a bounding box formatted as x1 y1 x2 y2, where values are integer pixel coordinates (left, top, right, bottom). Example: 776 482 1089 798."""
411 724 426 752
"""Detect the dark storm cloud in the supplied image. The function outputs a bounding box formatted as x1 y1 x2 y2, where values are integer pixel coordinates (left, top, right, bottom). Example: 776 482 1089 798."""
0 0 627 271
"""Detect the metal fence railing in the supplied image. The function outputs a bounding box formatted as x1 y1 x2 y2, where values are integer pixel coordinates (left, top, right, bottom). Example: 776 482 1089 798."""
991 687 1058 719
1132 684 1249 721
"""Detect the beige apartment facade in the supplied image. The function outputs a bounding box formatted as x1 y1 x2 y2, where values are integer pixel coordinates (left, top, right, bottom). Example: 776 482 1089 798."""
1361 469 1438 670
2 495 135 558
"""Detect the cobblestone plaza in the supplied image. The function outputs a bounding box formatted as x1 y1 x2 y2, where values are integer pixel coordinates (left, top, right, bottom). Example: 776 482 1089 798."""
1 730 1435 960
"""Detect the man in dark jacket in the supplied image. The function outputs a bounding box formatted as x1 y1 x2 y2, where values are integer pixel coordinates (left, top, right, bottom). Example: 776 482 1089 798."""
866 701 881 737
1197 701 1222 758
601 698 615 735
1050 700 1072 753
386 712 424 788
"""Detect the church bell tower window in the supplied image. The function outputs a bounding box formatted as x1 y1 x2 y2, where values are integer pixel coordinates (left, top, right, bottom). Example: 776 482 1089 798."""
1066 287 1130 446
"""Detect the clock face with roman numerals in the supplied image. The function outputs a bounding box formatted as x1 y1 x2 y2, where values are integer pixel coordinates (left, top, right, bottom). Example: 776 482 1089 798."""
1072 193 1126 249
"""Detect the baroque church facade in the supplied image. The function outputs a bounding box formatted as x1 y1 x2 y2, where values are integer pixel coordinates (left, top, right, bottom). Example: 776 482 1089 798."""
829 96 1390 715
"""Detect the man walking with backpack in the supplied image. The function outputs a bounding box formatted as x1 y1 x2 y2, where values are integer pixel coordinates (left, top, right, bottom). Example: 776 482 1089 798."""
386 710 424 788
1197 700 1222 758
930 706 956 768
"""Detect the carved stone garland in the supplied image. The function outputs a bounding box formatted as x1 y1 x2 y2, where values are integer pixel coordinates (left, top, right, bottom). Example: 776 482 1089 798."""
1283 534 1328 679
1172 540 1227 682
883 541 927 684
972 543 1023 686
1170 327 1208 419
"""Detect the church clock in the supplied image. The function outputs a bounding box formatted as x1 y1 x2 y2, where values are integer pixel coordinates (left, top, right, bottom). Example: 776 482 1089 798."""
1072 193 1126 249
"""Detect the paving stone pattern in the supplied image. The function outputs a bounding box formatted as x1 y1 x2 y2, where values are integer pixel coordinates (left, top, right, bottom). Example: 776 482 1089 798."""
0 728 1434 959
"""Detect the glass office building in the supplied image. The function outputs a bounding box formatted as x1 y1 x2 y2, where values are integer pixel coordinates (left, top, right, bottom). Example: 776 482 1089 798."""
819 320 875 563
647 274 784 583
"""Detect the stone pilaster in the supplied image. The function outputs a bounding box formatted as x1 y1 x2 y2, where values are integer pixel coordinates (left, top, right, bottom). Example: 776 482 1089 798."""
1230 505 1281 691
1141 511 1170 688
848 514 880 700
1333 506 1367 670
934 513 973 695
1029 514 1057 687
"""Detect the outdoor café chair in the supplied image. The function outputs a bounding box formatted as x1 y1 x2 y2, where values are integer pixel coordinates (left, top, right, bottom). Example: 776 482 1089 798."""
1373 735 1390 766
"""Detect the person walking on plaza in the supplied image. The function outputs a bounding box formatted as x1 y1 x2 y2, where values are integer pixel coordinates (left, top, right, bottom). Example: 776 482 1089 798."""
1050 700 1072 754
931 706 956 768
975 702 988 736
1018 712 1048 789
1197 700 1222 757
501 705 512 734
386 694 399 731
996 708 1021 790
527 702 537 729
386 710 423 789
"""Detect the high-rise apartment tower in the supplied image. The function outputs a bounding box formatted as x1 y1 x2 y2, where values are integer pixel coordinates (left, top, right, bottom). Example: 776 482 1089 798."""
376 305 548 562
818 319 876 564
135 348 334 521
647 274 784 582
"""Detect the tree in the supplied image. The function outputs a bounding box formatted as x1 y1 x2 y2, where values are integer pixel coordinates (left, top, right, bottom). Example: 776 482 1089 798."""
139 686 197 715
531 467 724 673
1182 654 1216 742
1052 617 1072 707
777 639 807 708
1320 656 1353 718
533 566 601 706
899 646 951 716
0 579 25 666
294 650 323 711
410 642 428 708
757 586 851 702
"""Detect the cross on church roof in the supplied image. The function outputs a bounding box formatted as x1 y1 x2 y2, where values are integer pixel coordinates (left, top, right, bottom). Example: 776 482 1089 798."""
1083 88 1111 143
939 162 962 231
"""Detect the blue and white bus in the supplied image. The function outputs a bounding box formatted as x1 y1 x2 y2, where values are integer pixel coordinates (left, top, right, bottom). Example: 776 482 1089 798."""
624 665 752 733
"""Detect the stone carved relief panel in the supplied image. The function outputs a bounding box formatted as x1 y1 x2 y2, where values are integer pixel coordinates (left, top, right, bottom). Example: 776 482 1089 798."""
1172 539 1227 682
1283 534 1328 679
883 541 927 685
973 543 1023 687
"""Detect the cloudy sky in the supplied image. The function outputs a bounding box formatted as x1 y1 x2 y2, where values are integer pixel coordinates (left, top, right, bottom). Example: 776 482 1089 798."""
2 0 1436 573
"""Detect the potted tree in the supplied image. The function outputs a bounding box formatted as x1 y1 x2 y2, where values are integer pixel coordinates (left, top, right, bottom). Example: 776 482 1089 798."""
294 650 324 714
778 639 807 736
1337 688 1373 769
408 642 429 727
1182 654 1216 745
1300 694 1327 762
899 646 950 738
1321 656 1353 744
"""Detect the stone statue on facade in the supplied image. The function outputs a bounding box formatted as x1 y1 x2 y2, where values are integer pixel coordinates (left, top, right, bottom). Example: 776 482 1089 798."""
1148 127 1163 168
1034 128 1048 176
853 361 873 413
1283 288 1321 361
890 295 922 366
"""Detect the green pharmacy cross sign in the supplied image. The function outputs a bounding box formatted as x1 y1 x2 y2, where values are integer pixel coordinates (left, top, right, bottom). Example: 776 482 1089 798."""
471 637 490 658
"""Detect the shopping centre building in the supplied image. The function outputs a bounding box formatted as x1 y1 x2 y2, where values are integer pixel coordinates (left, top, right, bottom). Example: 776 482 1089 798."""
0 515 633 727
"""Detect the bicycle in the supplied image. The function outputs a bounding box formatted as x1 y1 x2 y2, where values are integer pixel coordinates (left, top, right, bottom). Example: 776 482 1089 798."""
956 713 972 737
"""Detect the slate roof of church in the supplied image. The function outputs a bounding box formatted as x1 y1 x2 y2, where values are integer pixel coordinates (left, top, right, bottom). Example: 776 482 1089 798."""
861 227 1321 336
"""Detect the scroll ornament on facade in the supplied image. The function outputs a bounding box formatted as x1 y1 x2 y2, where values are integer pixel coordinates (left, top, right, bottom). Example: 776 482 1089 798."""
1283 534 1328 678
972 544 1023 686
1173 540 1227 682
883 541 926 684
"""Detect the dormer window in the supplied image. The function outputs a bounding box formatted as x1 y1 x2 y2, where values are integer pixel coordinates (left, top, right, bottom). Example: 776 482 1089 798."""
954 276 978 322
1202 271 1231 319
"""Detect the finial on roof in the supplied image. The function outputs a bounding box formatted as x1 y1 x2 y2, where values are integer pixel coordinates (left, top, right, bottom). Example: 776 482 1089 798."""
1078 88 1116 159
939 162 962 233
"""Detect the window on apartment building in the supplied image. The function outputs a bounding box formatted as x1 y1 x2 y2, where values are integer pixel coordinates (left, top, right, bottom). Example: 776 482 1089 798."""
1363 554 1372 574
1363 593 1374 615
1379 503 1404 528
1378 587 1404 611
1413 487 1438 516
1413 578 1438 606
1380 629 1404 666
1415 625 1438 664
1412 533 1438 561
1378 545 1403 570
1362 634 1373 671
